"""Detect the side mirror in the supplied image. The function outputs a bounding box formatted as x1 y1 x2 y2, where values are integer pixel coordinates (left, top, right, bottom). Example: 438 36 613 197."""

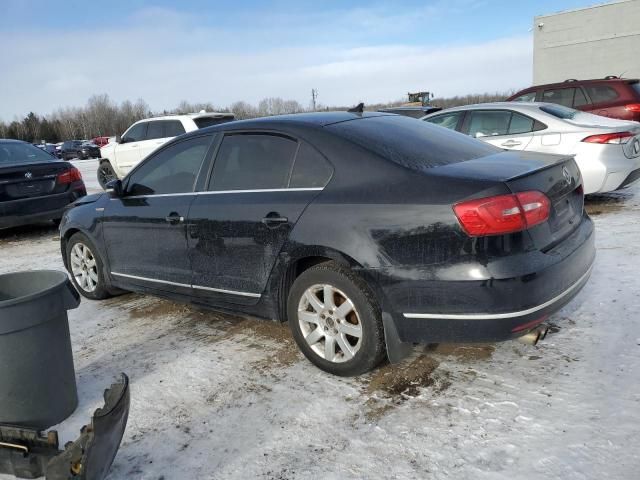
106 179 123 196
115 135 123 144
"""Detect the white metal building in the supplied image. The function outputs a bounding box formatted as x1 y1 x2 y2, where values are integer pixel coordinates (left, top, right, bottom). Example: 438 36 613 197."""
534 0 640 84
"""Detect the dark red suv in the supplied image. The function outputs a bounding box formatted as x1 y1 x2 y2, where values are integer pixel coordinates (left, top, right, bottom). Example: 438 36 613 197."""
507 76 640 122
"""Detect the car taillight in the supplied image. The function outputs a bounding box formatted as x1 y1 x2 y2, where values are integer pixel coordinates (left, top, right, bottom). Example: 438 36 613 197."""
624 103 640 112
581 131 635 144
453 191 551 237
57 167 83 184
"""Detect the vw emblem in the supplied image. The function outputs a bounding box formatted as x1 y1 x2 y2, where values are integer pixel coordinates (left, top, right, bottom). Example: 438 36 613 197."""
24 171 33 179
562 166 572 185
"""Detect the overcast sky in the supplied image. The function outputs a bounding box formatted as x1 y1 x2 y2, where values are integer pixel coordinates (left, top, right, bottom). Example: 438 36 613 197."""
0 0 600 120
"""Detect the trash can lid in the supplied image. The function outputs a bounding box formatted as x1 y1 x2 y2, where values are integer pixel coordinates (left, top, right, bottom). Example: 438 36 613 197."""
0 270 71 307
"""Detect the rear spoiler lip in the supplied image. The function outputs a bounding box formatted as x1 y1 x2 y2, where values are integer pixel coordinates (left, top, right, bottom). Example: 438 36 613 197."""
505 154 576 182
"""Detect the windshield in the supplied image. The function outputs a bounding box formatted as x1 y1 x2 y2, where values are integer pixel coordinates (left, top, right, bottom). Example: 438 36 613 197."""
0 142 57 165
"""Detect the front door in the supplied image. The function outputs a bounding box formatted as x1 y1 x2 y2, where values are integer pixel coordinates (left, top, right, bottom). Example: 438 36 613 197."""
103 134 214 292
114 122 147 175
187 134 332 304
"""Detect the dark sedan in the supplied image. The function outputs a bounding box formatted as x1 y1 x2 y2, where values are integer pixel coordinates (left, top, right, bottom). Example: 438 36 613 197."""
61 140 100 160
0 140 86 229
59 112 594 376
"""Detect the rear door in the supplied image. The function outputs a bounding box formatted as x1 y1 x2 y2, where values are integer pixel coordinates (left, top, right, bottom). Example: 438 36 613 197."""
114 122 147 175
103 134 213 291
464 110 534 150
187 133 333 304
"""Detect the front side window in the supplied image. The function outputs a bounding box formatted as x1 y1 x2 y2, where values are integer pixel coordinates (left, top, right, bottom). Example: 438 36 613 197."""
123 122 147 143
208 134 297 191
145 121 164 140
289 143 333 188
573 88 589 107
467 111 511 137
512 91 537 102
127 135 212 196
424 112 462 130
584 85 619 104
542 88 576 107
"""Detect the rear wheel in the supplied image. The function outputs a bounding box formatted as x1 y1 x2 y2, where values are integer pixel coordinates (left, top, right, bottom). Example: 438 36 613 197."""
287 261 386 376
66 232 111 300
97 161 117 189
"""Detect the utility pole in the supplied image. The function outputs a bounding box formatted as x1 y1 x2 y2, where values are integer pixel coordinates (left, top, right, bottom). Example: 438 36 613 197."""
311 88 318 111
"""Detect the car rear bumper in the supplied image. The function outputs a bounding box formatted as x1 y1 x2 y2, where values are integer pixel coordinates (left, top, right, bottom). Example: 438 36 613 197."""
0 185 86 229
373 216 595 343
575 143 640 194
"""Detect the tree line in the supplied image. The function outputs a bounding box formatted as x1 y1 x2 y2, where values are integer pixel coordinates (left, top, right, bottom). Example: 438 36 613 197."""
0 91 512 144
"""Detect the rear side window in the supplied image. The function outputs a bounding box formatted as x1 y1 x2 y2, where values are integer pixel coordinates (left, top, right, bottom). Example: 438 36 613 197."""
573 88 589 107
630 82 640 97
508 113 536 134
289 143 333 188
542 88 576 107
512 92 536 102
209 134 298 191
329 115 499 171
164 120 186 137
194 117 235 129
424 112 462 130
127 135 211 196
584 85 619 104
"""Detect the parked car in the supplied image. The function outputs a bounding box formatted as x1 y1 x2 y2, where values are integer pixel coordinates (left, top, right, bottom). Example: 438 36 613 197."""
0 140 86 229
60 140 100 160
97 112 235 189
33 143 58 157
60 112 595 375
92 136 111 148
507 76 640 122
377 106 442 118
422 102 640 194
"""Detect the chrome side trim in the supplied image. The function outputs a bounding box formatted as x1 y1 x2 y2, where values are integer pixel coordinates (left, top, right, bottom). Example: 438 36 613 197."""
192 284 261 298
111 272 191 289
110 272 262 298
403 265 593 320
115 187 323 200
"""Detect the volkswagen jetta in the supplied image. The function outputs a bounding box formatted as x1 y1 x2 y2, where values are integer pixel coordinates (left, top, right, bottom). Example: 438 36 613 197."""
59 112 595 376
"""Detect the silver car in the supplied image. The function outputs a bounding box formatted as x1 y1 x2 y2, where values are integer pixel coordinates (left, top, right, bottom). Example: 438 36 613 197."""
422 102 640 194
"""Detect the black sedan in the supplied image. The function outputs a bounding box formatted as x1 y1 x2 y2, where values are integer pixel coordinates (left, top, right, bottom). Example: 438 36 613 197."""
61 140 100 160
59 112 595 376
0 140 86 229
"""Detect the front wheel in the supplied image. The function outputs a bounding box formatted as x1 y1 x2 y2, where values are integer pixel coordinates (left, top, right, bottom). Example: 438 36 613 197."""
287 261 386 376
97 161 117 190
66 232 112 300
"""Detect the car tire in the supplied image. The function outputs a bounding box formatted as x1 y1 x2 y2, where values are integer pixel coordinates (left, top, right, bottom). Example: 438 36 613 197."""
66 232 112 300
97 161 117 190
287 261 386 376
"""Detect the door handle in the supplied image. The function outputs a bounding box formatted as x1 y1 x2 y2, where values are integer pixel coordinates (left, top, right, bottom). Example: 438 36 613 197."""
165 212 184 225
501 140 522 147
262 212 288 228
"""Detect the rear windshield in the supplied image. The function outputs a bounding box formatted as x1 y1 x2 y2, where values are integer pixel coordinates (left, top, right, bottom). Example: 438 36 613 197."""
194 116 235 129
538 104 579 119
328 115 500 170
0 142 57 165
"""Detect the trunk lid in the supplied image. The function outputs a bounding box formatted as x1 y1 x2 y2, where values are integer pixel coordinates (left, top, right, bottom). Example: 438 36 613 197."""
434 150 584 250
0 161 72 202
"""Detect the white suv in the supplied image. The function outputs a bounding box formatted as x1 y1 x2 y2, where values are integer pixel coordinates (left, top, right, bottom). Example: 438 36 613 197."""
97 112 234 188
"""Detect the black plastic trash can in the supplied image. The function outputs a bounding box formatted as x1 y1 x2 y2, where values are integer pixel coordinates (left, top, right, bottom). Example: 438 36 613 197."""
0 270 80 429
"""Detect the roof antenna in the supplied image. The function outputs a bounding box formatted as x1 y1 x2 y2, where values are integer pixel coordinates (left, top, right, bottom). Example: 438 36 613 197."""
348 102 364 113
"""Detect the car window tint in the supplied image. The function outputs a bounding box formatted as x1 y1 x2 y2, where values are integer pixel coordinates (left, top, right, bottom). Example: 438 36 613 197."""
127 135 211 196
539 104 580 119
584 85 619 104
146 121 164 140
0 142 57 165
328 115 499 171
468 111 511 137
424 112 462 130
542 88 575 107
631 82 640 97
512 92 536 102
508 113 535 134
289 143 333 188
165 120 186 137
194 117 235 129
123 123 147 142
209 134 297 191
573 88 589 107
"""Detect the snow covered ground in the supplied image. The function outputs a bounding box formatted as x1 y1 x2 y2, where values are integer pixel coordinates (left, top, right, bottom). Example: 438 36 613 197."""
1 186 639 479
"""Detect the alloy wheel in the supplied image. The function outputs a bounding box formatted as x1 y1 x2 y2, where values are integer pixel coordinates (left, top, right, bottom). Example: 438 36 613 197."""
70 242 99 293
298 284 363 363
